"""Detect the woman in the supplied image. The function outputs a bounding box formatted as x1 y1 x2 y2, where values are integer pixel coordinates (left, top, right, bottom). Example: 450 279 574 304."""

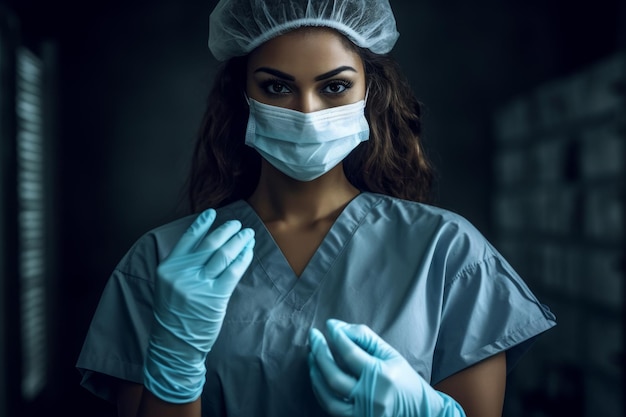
76 1 556 416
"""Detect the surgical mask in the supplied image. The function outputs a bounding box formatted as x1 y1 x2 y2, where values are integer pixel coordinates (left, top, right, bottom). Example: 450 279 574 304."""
244 97 370 182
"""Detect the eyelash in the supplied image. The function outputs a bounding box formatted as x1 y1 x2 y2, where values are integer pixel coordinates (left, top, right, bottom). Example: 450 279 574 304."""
259 78 354 96
322 80 354 95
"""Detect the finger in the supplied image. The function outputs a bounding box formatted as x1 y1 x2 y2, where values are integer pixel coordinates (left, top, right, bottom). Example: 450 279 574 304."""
325 319 384 377
340 322 399 361
210 239 255 294
169 209 216 257
196 219 243 254
308 353 353 417
204 228 255 277
309 328 357 398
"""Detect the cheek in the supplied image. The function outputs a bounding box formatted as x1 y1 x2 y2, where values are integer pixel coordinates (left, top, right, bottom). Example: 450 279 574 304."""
349 78 367 102
358 80 367 98
245 78 254 95
245 79 263 101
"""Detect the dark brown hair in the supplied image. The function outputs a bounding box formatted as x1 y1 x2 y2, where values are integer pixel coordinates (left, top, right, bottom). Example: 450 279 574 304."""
186 43 435 213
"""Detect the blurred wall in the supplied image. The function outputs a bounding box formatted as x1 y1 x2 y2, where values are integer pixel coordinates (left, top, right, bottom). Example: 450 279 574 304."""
1 0 624 415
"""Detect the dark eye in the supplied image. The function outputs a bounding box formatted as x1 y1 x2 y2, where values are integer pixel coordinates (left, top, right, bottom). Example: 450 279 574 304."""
263 81 291 95
322 80 353 94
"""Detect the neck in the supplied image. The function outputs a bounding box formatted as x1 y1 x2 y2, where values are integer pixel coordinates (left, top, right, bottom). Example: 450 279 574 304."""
247 161 360 225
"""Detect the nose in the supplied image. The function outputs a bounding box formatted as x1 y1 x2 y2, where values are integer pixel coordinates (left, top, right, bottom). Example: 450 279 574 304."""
296 92 323 113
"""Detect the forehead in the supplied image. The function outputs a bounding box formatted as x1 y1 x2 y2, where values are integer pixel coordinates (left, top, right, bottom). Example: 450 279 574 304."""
247 27 363 75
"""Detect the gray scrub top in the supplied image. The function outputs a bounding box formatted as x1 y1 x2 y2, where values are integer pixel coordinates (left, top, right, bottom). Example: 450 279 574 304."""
76 192 556 416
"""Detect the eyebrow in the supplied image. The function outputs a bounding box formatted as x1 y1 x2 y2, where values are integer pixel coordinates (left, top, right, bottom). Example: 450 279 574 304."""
253 65 358 82
254 67 295 81
314 66 357 81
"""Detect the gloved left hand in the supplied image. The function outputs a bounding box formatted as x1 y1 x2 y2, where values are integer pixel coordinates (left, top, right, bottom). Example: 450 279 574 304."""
308 319 466 417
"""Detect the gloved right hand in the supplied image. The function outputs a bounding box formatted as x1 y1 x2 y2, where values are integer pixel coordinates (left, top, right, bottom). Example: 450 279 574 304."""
309 319 466 417
144 208 255 403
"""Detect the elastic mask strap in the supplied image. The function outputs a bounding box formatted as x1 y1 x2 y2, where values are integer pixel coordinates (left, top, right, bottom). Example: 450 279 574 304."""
244 92 251 106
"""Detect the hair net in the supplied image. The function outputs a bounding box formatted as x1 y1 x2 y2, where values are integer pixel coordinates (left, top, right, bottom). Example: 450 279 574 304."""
208 0 400 61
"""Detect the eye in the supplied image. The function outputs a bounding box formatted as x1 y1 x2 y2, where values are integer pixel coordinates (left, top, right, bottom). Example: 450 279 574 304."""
261 80 292 95
322 80 353 95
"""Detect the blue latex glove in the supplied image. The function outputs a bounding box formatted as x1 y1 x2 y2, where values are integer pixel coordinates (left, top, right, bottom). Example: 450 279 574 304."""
308 319 466 417
144 208 255 403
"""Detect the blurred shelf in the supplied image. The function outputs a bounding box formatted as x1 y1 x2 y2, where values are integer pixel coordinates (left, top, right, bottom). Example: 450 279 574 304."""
492 50 625 417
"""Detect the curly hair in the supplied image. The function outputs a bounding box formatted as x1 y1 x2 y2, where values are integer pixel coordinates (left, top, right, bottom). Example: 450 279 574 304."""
186 45 435 213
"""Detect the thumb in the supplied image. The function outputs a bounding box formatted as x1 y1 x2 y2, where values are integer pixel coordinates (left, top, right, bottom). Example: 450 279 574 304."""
326 319 396 378
328 319 399 360
340 323 399 361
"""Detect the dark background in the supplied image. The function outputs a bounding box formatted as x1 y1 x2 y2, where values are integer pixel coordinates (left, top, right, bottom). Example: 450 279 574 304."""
1 0 624 415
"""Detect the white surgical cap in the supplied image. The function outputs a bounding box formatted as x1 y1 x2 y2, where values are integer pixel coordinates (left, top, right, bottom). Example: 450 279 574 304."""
208 0 400 61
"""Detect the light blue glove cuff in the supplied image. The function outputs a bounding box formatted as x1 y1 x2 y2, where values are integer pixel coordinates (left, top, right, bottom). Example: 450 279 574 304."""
436 391 467 417
352 362 466 417
143 336 206 404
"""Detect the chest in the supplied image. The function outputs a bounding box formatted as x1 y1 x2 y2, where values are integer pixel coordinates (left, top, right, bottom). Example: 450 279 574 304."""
202 246 440 416
265 220 333 277
200 207 446 415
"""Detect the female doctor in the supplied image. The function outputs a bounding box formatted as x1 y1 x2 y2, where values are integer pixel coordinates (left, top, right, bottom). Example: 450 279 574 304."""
76 1 556 416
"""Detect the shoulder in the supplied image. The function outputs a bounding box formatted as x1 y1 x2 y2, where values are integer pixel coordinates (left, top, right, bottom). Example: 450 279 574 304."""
364 193 500 278
112 214 196 281
114 203 245 280
367 193 489 246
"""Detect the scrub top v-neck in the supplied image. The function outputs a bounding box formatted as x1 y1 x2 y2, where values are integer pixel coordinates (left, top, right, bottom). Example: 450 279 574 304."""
76 192 556 417
222 192 373 310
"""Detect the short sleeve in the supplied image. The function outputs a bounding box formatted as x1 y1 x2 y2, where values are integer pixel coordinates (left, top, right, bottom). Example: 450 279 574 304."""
75 238 158 402
430 253 556 385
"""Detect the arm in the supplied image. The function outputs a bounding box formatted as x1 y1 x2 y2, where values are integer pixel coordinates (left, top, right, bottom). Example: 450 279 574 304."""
434 352 507 417
118 209 254 416
117 382 201 417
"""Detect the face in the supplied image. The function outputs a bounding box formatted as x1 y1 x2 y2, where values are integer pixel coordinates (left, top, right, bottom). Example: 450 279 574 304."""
246 28 366 113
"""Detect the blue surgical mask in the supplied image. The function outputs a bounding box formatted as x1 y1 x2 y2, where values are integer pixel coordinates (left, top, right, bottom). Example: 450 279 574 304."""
244 98 370 182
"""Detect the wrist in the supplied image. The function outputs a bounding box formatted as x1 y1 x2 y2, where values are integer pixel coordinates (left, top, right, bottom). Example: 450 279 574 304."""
430 390 466 417
143 331 207 403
